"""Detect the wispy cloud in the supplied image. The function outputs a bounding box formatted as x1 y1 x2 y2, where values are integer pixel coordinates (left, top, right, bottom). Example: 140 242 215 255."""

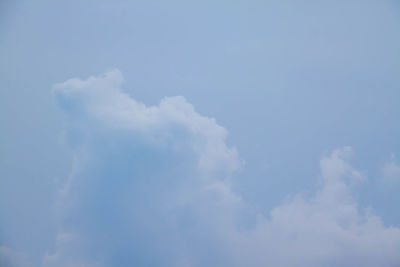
382 154 400 184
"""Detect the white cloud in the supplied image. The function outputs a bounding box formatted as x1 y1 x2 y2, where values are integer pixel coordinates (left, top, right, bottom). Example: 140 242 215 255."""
234 147 400 266
53 69 241 175
43 70 400 266
49 69 243 266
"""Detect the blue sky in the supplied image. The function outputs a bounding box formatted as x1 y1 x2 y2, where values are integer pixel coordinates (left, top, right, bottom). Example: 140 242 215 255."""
1 1 400 266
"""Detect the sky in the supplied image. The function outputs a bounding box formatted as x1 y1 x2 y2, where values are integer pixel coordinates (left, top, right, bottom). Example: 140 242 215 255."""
0 0 400 266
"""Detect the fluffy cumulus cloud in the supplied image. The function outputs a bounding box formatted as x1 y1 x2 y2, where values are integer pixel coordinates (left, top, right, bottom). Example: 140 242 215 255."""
237 147 400 266
39 70 400 266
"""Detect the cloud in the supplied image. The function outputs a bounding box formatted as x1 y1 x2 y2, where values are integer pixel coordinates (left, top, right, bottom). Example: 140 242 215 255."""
43 70 400 266
382 154 400 183
0 246 31 267
236 147 400 266
49 69 243 266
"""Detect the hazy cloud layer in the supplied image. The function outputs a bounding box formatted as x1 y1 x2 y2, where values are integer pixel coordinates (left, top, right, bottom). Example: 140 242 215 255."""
0 246 31 267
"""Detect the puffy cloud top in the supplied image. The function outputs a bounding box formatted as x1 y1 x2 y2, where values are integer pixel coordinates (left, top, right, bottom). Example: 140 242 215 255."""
54 69 241 175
